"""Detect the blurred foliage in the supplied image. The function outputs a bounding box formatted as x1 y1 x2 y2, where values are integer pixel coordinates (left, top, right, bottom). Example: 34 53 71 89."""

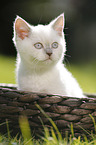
66 61 96 93
1 111 96 144
0 55 15 84
0 0 96 62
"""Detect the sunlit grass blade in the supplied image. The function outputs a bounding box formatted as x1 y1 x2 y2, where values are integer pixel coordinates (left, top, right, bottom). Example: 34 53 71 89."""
44 127 50 140
63 131 68 145
6 119 11 140
76 124 91 138
70 123 74 138
89 114 96 133
51 127 58 143
35 104 62 142
19 115 33 145
83 134 89 143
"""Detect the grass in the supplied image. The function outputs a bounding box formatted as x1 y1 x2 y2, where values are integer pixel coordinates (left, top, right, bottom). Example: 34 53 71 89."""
0 110 96 144
0 55 16 84
66 61 96 93
0 55 96 93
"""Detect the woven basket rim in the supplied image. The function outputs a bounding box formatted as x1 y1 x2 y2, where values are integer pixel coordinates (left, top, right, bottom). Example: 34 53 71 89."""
0 83 96 138
0 83 96 98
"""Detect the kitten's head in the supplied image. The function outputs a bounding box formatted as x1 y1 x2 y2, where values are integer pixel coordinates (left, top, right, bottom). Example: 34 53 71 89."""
13 13 66 69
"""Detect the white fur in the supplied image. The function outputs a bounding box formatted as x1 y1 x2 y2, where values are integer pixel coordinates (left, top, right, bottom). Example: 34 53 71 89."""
13 14 84 98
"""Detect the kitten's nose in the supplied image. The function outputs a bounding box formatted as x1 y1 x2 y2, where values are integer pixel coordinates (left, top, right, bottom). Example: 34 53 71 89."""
46 48 52 56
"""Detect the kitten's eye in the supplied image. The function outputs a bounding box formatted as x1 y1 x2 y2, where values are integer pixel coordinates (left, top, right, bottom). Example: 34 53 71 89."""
52 42 58 48
34 42 43 49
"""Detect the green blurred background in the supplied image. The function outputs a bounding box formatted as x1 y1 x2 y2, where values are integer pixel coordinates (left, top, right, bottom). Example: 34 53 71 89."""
0 0 96 93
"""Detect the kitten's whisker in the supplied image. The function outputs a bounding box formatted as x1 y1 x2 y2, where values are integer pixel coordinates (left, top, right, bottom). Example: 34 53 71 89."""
64 27 68 30
38 15 43 25
33 59 38 74
30 57 38 74
64 55 72 69
34 59 39 74
65 54 71 58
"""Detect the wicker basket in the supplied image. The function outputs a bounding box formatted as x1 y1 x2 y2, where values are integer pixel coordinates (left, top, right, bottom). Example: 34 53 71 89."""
0 83 96 138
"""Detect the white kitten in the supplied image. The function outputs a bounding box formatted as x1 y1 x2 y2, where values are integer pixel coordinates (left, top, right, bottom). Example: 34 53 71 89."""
13 13 84 98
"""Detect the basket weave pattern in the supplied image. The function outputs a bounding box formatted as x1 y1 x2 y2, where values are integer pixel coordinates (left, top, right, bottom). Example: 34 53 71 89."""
0 84 96 137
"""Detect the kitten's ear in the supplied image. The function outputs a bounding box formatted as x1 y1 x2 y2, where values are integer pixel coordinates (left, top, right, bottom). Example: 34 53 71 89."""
14 16 30 40
51 13 64 36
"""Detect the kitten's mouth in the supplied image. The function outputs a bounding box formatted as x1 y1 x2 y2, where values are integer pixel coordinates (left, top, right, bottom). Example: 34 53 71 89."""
44 58 52 62
38 57 53 63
